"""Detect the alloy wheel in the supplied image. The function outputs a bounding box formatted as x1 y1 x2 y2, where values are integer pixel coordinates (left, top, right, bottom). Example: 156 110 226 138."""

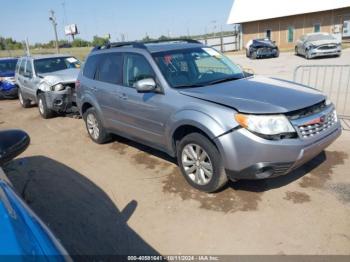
181 143 213 186
86 113 100 140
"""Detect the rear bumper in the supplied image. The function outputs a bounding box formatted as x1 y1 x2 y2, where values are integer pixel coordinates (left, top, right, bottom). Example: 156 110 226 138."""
216 121 342 180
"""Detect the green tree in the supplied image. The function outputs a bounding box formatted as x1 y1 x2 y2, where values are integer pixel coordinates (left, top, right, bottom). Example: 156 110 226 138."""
71 38 90 47
92 35 109 47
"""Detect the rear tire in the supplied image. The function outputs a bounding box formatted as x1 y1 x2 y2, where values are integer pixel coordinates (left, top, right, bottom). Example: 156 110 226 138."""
83 107 110 144
18 89 31 108
177 133 228 193
38 93 54 119
295 46 299 56
251 51 257 59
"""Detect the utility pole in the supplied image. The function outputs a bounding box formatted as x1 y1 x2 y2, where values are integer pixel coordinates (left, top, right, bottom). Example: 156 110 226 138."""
49 10 59 54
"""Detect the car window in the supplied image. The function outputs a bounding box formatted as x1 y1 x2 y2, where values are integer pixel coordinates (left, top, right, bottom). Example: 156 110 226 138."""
0 59 18 74
123 53 155 88
19 59 26 75
25 60 33 78
96 53 123 85
83 54 99 79
34 57 80 74
153 47 244 88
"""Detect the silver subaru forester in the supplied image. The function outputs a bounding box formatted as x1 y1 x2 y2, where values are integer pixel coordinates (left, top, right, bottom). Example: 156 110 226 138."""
76 40 341 192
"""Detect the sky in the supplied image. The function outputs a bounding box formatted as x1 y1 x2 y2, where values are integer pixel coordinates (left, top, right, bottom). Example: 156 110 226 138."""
0 0 234 44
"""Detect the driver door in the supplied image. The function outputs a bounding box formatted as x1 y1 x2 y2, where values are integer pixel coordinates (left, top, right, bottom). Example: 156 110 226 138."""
116 53 168 147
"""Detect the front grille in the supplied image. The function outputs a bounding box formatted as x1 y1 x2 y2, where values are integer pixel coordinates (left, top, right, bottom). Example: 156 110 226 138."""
318 45 337 50
297 110 337 139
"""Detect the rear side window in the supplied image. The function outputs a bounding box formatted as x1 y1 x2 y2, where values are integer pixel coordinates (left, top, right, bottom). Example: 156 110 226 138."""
96 53 123 85
83 55 98 79
25 60 33 78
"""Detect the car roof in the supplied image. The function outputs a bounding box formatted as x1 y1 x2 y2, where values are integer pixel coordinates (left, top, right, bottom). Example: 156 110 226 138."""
0 57 18 61
19 54 73 60
145 43 204 53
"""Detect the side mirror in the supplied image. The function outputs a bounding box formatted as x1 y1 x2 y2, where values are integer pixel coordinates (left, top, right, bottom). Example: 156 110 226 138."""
0 130 30 166
134 78 156 93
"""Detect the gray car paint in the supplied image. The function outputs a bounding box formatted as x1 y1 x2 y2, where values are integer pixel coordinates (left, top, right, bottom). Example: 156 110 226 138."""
77 44 341 179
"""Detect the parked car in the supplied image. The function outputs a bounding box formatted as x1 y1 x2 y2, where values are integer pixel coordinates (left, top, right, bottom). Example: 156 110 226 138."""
295 33 341 59
0 57 18 99
15 55 81 118
77 39 341 192
246 38 279 59
0 129 69 259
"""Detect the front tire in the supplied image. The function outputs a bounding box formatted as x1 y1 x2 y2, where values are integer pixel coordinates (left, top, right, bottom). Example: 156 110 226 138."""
177 133 228 193
38 93 54 119
18 89 31 108
83 108 110 144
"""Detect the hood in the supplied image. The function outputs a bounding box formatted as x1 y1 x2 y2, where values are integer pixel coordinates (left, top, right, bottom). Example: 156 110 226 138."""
252 40 276 48
307 39 339 47
40 68 79 86
179 76 325 114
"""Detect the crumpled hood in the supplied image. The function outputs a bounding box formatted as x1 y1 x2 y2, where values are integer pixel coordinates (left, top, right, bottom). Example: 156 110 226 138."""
179 76 326 114
307 39 340 47
40 68 79 86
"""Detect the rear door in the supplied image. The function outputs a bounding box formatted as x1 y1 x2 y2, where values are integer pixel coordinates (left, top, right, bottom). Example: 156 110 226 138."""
93 52 123 130
23 59 37 99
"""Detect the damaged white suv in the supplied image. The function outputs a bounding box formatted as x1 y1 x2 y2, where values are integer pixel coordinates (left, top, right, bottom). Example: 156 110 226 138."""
15 55 81 118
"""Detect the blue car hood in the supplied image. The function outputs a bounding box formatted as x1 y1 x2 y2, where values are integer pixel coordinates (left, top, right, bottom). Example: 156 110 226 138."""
0 71 15 77
179 76 325 114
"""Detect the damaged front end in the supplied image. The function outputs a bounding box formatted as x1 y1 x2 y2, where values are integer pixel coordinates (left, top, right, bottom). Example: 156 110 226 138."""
44 82 77 113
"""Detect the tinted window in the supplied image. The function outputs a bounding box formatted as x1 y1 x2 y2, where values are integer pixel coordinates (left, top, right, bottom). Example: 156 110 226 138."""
83 55 98 79
19 59 26 75
25 60 33 77
34 57 80 74
123 54 155 87
96 53 122 85
0 59 18 74
288 26 294 43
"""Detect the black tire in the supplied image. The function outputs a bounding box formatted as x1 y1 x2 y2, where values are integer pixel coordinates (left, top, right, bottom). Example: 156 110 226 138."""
245 49 250 58
83 107 110 144
274 49 280 58
38 93 54 119
295 46 298 56
251 51 257 59
18 89 31 108
176 133 228 193
305 49 312 60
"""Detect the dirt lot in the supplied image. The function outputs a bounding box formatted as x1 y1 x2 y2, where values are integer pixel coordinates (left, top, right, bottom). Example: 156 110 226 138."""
1 98 349 256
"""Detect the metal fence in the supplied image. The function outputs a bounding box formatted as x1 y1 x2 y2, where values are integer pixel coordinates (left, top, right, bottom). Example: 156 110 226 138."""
293 65 350 130
196 34 241 52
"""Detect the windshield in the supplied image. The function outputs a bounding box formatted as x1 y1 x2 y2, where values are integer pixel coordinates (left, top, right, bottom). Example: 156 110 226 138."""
34 57 80 74
0 60 17 74
152 47 244 88
307 34 335 41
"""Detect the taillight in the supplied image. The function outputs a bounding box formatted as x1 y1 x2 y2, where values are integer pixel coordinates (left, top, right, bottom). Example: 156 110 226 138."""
75 80 81 89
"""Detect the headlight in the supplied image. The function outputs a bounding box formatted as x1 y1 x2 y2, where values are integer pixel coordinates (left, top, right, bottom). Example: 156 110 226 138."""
51 83 65 91
235 114 296 136
325 98 332 106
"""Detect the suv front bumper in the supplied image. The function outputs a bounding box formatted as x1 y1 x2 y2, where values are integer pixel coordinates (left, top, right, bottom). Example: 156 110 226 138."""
215 121 341 180
44 86 77 113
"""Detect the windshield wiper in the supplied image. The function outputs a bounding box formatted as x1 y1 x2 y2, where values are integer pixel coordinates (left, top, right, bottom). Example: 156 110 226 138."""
207 76 242 85
174 83 205 88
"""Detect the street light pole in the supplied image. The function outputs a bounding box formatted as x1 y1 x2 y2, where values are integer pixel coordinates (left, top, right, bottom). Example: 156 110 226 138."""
49 10 59 54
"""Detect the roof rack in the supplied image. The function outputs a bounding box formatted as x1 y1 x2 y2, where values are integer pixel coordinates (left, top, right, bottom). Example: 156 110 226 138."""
92 39 202 52
143 38 202 44
92 41 147 52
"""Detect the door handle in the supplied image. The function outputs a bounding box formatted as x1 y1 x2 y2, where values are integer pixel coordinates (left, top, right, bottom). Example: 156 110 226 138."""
90 86 97 92
119 93 128 100
23 80 28 84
